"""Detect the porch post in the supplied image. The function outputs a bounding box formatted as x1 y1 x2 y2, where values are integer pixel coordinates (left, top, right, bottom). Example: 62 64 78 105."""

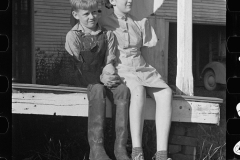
176 0 194 96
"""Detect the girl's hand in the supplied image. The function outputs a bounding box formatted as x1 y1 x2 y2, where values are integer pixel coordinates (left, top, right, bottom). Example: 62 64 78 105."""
102 63 117 75
100 74 121 88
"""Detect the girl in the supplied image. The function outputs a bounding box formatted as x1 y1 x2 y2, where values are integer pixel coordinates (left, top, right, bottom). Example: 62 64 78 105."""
99 0 172 160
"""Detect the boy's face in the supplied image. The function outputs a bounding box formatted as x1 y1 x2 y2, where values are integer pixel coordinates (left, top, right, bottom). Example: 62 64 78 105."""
72 6 99 30
110 0 132 14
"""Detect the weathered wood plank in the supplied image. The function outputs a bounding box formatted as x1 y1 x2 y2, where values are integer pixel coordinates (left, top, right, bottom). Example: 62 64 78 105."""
35 24 71 30
12 83 223 103
34 0 70 9
13 83 87 93
154 0 226 24
35 37 66 42
153 16 225 26
12 92 221 125
156 10 225 19
35 19 70 24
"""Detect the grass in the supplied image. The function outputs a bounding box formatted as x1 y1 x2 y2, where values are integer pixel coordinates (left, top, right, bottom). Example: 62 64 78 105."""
197 124 226 160
195 86 226 160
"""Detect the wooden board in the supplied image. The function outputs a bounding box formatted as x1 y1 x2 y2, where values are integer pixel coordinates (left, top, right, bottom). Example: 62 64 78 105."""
154 0 226 25
34 0 72 54
12 83 222 125
12 83 223 103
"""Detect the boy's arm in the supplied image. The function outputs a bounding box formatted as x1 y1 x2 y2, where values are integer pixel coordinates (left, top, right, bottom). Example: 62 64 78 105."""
65 31 83 62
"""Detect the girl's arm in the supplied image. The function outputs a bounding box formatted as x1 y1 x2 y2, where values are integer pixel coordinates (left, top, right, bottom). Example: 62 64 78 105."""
140 18 158 48
100 30 121 87
105 31 117 66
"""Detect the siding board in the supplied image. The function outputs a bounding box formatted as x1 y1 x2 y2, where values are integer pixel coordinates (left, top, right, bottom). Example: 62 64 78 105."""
155 0 226 24
34 0 71 54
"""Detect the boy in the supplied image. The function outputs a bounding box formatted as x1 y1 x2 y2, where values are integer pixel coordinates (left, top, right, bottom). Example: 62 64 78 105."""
65 0 131 160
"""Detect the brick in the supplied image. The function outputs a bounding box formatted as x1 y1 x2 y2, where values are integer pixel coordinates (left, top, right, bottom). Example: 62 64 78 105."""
186 126 198 137
171 153 196 160
169 135 198 146
168 144 181 154
171 125 186 136
182 146 197 155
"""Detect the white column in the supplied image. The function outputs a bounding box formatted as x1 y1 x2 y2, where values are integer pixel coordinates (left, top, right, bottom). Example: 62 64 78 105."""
176 0 194 96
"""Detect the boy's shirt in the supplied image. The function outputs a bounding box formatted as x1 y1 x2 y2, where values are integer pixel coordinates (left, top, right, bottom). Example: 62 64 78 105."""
65 22 116 65
64 22 117 87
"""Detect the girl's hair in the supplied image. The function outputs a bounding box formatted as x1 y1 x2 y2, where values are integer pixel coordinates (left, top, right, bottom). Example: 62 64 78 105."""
104 0 113 9
70 0 98 11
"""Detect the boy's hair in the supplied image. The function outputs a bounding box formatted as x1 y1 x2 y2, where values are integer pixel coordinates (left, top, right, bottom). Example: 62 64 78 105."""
70 0 98 11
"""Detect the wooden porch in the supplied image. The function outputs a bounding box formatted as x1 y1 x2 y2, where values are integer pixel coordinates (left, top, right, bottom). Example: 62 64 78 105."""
12 83 223 125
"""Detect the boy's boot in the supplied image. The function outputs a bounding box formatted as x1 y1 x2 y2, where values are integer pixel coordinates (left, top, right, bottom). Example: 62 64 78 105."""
88 99 112 160
114 99 131 160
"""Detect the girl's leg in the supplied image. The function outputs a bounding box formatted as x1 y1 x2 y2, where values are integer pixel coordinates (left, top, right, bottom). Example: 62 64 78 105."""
129 86 146 159
129 85 146 148
146 87 172 158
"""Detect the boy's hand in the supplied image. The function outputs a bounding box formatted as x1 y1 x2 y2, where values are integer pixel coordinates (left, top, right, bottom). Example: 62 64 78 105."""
100 74 121 88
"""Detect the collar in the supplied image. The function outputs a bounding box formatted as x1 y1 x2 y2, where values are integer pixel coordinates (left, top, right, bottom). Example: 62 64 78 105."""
71 22 103 35
113 11 128 21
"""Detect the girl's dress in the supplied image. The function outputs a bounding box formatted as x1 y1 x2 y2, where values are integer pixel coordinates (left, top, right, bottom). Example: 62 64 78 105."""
99 12 169 91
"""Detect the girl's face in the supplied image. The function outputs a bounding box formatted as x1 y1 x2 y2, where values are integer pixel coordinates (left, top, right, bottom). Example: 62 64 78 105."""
110 0 132 14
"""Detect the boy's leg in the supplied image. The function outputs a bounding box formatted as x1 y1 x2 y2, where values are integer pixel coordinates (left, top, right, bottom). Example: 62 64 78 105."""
129 85 146 160
146 87 172 160
87 84 112 160
108 84 131 160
